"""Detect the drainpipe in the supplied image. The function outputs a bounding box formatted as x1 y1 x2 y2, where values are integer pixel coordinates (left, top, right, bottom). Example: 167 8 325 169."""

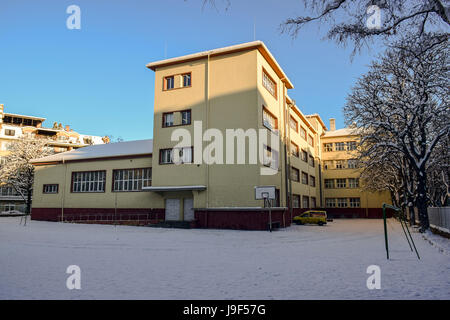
61 156 66 222
205 53 211 209
280 80 290 219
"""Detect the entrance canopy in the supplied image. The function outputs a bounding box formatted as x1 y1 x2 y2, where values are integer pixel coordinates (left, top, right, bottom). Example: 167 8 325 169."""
142 185 206 192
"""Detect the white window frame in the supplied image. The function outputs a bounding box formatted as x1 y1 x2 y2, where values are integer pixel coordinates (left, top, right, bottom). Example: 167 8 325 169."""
113 168 152 192
72 171 106 193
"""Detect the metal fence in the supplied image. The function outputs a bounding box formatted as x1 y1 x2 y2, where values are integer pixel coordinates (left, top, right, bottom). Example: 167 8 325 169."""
58 213 157 225
428 207 450 233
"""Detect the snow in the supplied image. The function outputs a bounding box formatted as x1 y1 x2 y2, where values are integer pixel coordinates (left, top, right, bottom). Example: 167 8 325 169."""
323 127 359 137
0 217 449 300
31 139 153 164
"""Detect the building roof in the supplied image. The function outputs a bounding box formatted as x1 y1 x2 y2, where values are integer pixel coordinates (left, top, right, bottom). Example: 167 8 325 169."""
322 127 359 138
146 41 294 89
306 114 328 131
4 113 46 121
31 139 153 165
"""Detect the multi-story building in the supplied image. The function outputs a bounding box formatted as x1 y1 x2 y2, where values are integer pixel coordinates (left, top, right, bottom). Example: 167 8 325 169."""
30 41 392 229
0 104 108 213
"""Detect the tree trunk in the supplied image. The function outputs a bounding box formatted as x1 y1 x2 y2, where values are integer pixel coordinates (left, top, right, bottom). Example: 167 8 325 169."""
26 187 32 216
417 170 429 232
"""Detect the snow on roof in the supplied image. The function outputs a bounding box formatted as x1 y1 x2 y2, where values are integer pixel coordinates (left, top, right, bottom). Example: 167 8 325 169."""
31 139 153 164
146 41 294 89
4 113 46 121
323 127 359 138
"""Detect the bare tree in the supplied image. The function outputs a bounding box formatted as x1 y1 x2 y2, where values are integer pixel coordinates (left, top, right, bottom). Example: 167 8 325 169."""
0 138 52 223
280 0 450 54
344 35 450 231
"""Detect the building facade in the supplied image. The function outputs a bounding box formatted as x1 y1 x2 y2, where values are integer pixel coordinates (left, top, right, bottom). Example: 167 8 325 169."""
30 41 392 229
0 104 108 213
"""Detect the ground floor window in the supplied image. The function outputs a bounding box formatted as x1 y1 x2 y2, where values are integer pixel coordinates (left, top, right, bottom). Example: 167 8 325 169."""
337 198 348 208
326 198 336 208
311 197 316 208
349 197 361 208
113 168 152 191
43 184 59 194
292 194 300 208
1 203 15 212
72 171 106 193
302 196 309 209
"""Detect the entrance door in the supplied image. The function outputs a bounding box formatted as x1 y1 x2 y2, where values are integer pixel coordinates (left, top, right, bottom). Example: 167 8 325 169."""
165 199 180 221
183 198 194 221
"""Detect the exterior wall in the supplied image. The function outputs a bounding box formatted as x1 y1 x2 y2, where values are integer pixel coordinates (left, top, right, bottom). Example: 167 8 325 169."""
32 156 164 221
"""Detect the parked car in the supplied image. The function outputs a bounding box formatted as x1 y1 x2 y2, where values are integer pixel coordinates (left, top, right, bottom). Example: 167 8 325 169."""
293 210 332 226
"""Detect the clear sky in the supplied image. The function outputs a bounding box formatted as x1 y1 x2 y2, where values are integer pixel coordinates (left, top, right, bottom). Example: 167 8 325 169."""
0 0 382 141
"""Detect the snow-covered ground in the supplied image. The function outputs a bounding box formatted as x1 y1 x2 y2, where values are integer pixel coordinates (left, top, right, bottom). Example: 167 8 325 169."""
0 217 449 300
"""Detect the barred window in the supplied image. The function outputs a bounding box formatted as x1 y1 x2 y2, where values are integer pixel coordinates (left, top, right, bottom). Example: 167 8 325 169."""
290 167 300 182
326 198 336 208
262 70 277 98
337 198 348 208
72 171 106 193
301 150 308 162
348 178 359 188
301 171 309 185
310 175 316 187
336 178 347 188
292 194 300 208
349 198 361 208
325 179 334 189
335 142 346 151
43 184 58 194
113 168 152 192
302 196 310 209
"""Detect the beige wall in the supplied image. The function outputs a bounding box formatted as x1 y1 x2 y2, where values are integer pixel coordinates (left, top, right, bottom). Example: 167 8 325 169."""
33 157 164 209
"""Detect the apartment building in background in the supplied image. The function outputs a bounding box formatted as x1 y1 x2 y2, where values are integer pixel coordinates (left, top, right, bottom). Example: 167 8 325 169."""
30 41 392 229
0 103 108 213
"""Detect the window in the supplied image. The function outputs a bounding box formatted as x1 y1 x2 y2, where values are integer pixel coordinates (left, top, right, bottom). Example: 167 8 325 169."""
324 160 333 170
262 107 278 131
2 203 15 212
324 143 333 152
325 179 334 189
289 116 298 132
181 110 191 125
4 129 15 136
349 198 361 208
309 155 315 167
113 168 152 192
347 141 357 151
291 142 299 158
336 178 347 188
335 160 346 169
310 175 316 187
301 171 308 185
301 150 308 162
348 178 359 188
337 198 348 208
335 142 346 151
300 127 307 140
347 159 357 169
164 76 174 90
290 167 300 182
163 113 174 127
326 198 336 208
159 147 193 164
262 69 277 98
182 73 191 87
72 171 106 193
43 184 58 194
0 186 20 196
292 194 300 208
307 134 314 147
311 197 317 208
302 196 310 209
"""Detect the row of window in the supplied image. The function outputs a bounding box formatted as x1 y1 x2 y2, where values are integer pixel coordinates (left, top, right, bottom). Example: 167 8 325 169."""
0 186 21 197
289 116 314 147
164 73 191 90
325 178 360 189
162 110 191 128
43 168 153 194
324 141 357 152
290 142 315 167
325 197 361 208
292 194 317 209
323 159 358 170
290 167 316 187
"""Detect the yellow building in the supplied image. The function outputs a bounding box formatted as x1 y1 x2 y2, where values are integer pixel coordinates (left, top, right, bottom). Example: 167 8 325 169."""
30 41 392 229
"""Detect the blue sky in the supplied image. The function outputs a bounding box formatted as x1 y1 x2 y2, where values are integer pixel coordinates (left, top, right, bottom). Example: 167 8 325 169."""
0 0 382 141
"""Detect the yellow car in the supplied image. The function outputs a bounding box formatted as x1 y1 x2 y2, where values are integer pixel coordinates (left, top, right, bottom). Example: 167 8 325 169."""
293 210 329 226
